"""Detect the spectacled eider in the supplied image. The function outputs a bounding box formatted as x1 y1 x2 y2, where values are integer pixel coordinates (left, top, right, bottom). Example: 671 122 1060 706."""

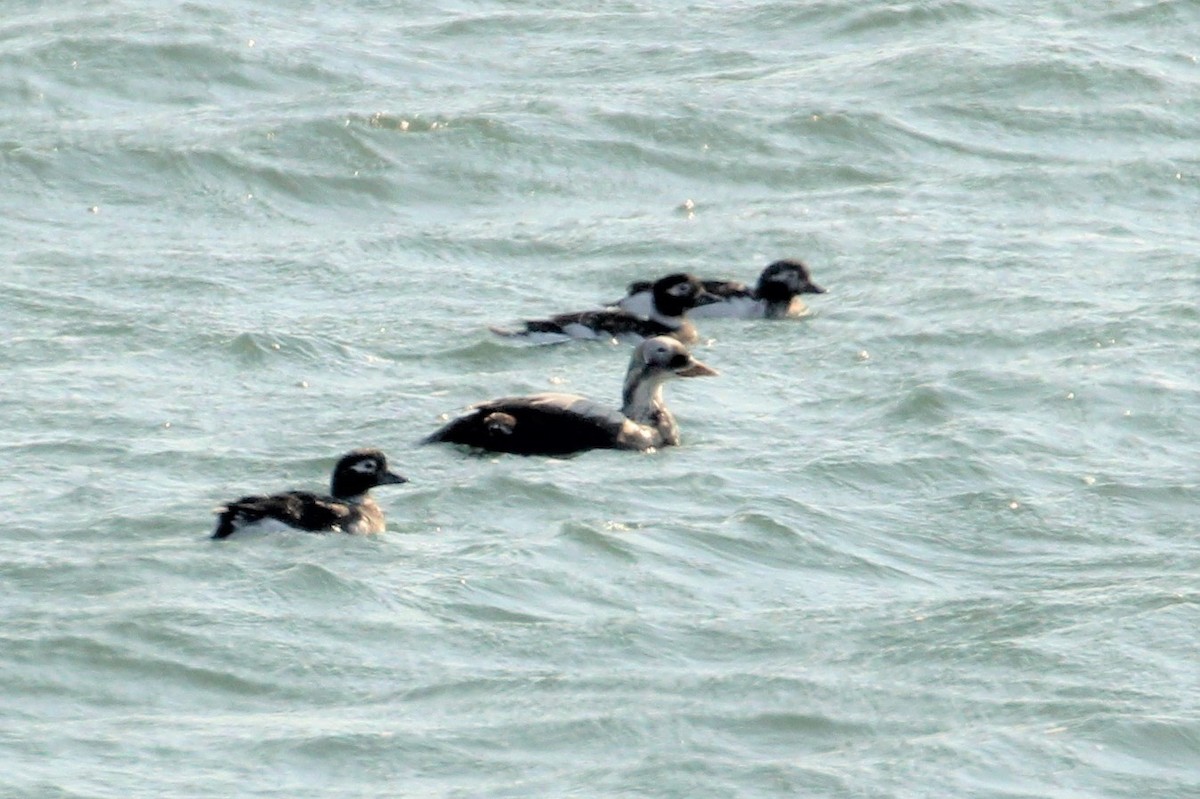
211 449 408 539
423 336 718 455
617 259 825 320
491 273 716 344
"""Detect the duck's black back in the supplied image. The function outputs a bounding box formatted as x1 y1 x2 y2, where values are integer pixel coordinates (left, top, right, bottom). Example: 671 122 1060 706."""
424 395 634 456
212 491 350 538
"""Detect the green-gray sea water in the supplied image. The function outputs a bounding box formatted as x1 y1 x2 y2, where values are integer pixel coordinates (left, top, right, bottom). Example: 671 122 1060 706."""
2 2 1198 797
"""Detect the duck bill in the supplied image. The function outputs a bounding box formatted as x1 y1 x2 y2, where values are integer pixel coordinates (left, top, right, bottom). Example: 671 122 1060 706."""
803 281 826 294
693 288 722 307
676 359 718 378
382 471 409 485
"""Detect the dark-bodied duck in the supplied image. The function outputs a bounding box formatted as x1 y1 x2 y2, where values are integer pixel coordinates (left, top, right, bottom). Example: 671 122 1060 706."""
424 336 717 456
211 449 408 539
618 259 825 320
491 273 715 344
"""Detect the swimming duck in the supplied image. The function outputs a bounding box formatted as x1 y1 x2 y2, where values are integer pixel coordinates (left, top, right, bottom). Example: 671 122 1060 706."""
617 259 825 320
491 273 715 344
211 449 408 539
423 336 718 455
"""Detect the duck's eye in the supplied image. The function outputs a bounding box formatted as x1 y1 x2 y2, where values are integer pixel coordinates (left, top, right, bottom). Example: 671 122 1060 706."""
350 460 378 474
666 282 692 297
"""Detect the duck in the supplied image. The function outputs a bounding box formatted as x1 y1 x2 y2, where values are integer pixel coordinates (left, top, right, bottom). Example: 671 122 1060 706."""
617 259 825 320
491 273 716 344
423 336 718 455
211 449 408 539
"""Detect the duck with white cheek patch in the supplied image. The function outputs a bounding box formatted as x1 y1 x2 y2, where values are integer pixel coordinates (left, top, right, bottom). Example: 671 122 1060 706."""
491 273 717 344
211 449 408 539
617 259 825 320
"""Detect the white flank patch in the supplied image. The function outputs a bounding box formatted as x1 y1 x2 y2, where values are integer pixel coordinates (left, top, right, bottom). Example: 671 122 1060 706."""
616 292 654 318
559 323 605 339
689 296 765 319
225 516 301 537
